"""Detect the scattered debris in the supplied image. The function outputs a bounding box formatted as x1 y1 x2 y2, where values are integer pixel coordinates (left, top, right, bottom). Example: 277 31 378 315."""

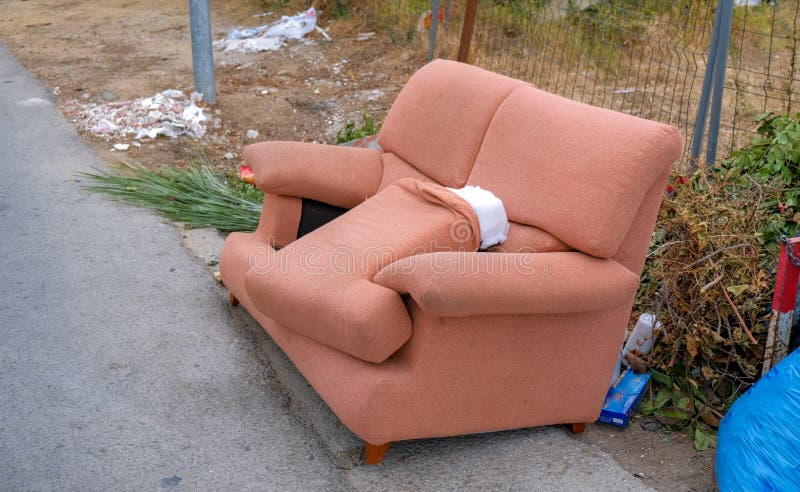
365 89 384 101
640 418 664 432
624 350 650 374
622 313 659 369
99 90 118 101
214 7 324 53
288 97 336 113
330 58 348 76
609 312 659 381
223 152 235 160
113 143 130 151
599 369 651 427
18 97 50 107
614 87 636 94
245 129 259 140
239 165 256 184
92 118 118 133
417 7 444 31
356 32 375 41
77 89 207 144
315 25 332 42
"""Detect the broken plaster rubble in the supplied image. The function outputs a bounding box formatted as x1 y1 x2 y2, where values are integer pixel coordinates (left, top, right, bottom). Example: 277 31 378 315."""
75 89 207 147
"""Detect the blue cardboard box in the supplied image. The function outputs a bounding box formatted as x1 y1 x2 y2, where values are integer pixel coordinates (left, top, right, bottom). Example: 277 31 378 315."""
598 369 651 427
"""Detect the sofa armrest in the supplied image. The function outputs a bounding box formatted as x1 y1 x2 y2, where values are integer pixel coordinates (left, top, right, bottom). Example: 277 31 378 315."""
372 251 640 317
244 141 384 209
256 192 303 247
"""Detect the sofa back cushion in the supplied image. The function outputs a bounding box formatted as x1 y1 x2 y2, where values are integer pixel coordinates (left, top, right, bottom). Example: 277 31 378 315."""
468 85 682 258
378 59 522 188
378 152 433 191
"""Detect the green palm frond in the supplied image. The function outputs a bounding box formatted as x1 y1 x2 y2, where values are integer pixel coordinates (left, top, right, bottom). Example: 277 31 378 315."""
79 158 263 233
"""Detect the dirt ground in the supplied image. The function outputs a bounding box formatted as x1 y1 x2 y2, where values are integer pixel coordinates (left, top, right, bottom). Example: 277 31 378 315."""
580 418 715 492
0 0 426 169
0 0 715 489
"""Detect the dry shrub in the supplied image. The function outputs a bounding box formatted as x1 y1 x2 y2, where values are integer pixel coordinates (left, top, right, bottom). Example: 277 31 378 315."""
635 170 784 448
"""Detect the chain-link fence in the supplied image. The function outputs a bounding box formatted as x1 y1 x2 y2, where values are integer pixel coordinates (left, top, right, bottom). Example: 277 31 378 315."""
354 0 427 44
461 1 716 164
726 1 800 155
368 0 800 166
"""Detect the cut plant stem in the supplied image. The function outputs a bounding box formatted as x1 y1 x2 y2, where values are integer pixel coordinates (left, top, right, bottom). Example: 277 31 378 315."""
719 282 758 345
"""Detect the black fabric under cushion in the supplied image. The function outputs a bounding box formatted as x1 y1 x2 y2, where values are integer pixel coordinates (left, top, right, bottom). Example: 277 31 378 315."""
297 198 349 239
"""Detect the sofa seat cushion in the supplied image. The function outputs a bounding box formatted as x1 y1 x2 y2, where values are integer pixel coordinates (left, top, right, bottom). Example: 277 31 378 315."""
243 178 481 363
486 221 573 254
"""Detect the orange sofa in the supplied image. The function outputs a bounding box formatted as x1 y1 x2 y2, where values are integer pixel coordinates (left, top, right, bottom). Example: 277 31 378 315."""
220 59 682 465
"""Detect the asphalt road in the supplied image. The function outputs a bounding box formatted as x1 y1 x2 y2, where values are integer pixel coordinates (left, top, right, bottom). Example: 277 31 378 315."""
0 44 345 490
0 44 652 491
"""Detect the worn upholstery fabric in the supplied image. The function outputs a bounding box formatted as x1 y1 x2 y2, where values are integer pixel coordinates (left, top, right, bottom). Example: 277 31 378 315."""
244 141 384 208
613 169 672 274
487 221 573 254
229 291 633 445
218 59 682 445
256 193 302 247
378 59 523 187
219 231 267 305
468 85 682 258
378 152 433 190
374 251 639 317
243 178 480 363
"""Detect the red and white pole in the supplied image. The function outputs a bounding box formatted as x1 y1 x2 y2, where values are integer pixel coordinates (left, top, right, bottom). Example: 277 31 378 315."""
764 236 800 375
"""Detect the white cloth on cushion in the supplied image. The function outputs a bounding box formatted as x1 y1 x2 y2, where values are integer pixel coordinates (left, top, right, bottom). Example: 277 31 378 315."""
447 185 509 249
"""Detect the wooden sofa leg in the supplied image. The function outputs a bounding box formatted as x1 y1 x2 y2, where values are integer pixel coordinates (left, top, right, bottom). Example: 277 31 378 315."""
569 423 586 434
365 442 390 465
229 292 240 307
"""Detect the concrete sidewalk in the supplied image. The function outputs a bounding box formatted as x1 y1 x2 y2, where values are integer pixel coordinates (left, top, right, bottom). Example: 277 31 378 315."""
0 44 651 491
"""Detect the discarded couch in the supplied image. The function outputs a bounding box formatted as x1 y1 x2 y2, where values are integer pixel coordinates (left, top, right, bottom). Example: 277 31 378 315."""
220 59 682 464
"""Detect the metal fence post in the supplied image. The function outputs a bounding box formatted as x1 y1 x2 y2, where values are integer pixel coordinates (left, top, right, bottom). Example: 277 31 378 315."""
428 0 441 62
706 0 734 164
690 0 734 166
189 0 217 104
690 0 724 164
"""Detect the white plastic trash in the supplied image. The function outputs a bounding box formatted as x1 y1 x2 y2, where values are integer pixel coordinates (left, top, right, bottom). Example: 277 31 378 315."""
622 313 660 364
610 312 661 385
214 7 320 53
